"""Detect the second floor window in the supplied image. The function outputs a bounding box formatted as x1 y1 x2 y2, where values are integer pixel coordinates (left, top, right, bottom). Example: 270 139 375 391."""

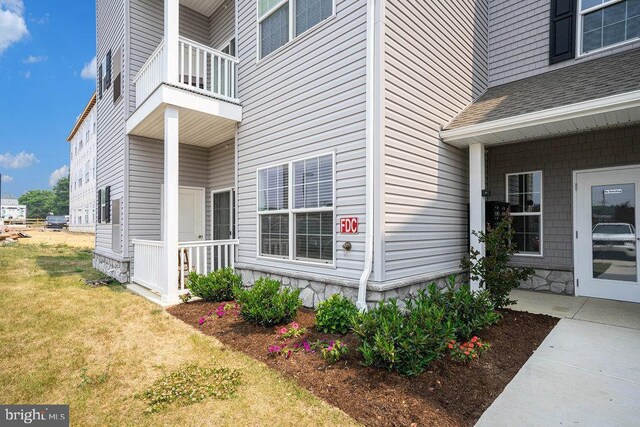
580 0 640 54
257 0 334 59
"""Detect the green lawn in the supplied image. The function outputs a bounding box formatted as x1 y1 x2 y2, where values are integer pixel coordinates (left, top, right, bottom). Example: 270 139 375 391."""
0 240 357 426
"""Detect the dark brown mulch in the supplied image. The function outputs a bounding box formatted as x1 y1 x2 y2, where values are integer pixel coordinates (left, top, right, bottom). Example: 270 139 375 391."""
168 302 558 427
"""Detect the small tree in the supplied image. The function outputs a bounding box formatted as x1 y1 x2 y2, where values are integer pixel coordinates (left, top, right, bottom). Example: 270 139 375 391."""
461 216 534 309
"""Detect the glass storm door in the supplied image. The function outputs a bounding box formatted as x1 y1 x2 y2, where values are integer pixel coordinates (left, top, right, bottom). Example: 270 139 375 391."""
575 167 640 302
211 189 235 270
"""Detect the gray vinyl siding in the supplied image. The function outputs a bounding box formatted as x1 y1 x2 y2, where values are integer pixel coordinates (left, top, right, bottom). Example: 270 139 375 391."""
486 124 640 270
128 137 210 255
96 0 127 256
209 0 235 49
235 0 368 281
383 0 489 281
488 0 640 86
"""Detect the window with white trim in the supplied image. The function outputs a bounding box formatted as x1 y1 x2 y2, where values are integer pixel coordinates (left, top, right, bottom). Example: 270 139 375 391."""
258 153 334 263
257 0 334 59
579 0 640 54
506 171 543 256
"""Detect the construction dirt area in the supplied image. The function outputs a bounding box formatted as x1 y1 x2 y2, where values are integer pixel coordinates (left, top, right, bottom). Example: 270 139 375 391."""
1 227 94 248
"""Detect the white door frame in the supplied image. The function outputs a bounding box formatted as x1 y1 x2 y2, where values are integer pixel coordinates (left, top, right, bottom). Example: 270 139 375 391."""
161 185 206 242
210 187 234 240
573 164 640 301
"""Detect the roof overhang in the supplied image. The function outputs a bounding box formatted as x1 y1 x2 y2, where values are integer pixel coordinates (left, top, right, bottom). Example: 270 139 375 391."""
440 89 640 147
66 92 97 141
125 83 242 147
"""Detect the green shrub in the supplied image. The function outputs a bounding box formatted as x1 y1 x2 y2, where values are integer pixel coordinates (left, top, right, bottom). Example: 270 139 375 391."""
234 277 302 326
187 267 242 302
315 294 359 335
461 216 535 308
422 277 501 341
351 298 453 377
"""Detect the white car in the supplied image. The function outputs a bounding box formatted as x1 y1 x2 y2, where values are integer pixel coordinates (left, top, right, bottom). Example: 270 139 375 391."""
592 223 636 258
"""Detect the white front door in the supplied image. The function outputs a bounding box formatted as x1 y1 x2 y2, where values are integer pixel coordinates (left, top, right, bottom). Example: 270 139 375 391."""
178 187 205 242
575 166 640 303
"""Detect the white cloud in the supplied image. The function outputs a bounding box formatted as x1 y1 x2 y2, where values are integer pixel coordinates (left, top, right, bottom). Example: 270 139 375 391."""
0 0 28 54
23 54 45 64
80 56 96 80
29 12 48 25
1 174 13 183
0 151 39 169
23 70 30 79
48 165 69 187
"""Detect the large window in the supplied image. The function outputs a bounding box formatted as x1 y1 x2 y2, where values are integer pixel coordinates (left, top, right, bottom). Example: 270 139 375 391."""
257 0 334 59
579 0 640 54
506 171 543 256
257 153 334 264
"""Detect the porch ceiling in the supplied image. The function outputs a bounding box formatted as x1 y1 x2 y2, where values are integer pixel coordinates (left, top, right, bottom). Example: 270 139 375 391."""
130 105 236 147
180 0 226 17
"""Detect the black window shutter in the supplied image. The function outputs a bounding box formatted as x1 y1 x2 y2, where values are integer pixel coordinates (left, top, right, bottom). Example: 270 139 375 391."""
105 186 111 223
549 0 576 64
98 64 103 99
105 50 112 89
97 190 102 223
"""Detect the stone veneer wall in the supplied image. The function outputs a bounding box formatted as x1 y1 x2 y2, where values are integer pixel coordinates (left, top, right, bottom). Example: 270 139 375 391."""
93 253 130 283
518 268 574 295
237 267 466 309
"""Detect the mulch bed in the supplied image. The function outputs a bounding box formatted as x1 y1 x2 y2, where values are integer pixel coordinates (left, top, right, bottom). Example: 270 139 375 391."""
168 302 558 426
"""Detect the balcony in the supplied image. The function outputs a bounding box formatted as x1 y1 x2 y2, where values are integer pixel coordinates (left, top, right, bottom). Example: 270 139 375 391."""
133 36 238 108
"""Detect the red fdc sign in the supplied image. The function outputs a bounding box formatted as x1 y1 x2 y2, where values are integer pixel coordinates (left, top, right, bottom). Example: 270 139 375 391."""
340 217 359 234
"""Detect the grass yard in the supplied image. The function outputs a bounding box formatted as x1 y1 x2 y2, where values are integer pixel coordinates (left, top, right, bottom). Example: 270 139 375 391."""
0 236 357 426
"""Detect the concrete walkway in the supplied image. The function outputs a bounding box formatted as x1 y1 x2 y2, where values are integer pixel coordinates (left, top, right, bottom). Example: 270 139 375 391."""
477 290 640 426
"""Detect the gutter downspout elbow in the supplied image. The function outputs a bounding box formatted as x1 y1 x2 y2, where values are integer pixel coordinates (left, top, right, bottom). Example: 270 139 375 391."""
357 0 376 311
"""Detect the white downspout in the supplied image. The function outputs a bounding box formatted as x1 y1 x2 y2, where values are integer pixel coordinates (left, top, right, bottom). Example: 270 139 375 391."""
357 0 376 311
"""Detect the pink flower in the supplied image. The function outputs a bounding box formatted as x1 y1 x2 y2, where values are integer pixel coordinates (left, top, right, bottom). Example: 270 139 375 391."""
198 317 205 325
291 322 300 330
279 327 288 335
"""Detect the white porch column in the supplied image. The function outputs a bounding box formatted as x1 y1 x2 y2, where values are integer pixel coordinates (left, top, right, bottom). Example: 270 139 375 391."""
164 0 179 84
469 143 486 292
162 106 180 304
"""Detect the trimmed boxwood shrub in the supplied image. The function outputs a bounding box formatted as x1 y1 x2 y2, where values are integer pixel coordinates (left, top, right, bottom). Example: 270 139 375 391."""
351 298 454 377
187 267 242 302
234 277 302 326
315 294 359 335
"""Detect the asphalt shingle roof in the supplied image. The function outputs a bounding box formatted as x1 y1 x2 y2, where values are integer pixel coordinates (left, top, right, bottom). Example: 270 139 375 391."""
446 48 640 130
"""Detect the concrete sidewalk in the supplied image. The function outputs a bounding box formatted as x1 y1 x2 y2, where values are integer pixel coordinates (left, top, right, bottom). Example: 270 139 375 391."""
477 291 640 426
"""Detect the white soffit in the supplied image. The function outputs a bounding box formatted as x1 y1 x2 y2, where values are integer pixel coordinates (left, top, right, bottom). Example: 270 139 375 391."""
440 90 640 147
180 0 226 17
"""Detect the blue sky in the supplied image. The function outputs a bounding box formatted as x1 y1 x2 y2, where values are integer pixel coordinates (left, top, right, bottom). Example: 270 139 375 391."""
0 0 96 198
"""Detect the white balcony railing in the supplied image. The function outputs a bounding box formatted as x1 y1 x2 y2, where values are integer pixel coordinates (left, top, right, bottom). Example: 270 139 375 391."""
133 36 239 108
132 239 239 297
133 41 165 107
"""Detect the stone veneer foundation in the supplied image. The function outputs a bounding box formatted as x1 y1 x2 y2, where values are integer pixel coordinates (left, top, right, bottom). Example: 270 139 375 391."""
93 253 130 283
236 266 467 309
518 268 574 295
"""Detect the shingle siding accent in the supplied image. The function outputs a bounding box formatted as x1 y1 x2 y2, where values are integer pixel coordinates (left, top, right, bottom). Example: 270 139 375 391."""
486 124 640 270
383 0 489 281
488 0 640 86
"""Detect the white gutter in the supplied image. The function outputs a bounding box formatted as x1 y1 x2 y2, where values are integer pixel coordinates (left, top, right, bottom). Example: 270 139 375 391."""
357 0 376 311
440 89 640 147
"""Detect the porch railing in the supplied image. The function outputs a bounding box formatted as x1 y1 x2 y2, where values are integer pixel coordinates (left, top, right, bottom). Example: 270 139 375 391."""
132 36 239 108
133 40 165 107
178 239 239 293
131 239 239 297
131 239 164 292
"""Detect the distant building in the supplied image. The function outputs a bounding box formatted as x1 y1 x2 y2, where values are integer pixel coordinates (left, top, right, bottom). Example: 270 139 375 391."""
66 93 97 233
1 198 27 221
